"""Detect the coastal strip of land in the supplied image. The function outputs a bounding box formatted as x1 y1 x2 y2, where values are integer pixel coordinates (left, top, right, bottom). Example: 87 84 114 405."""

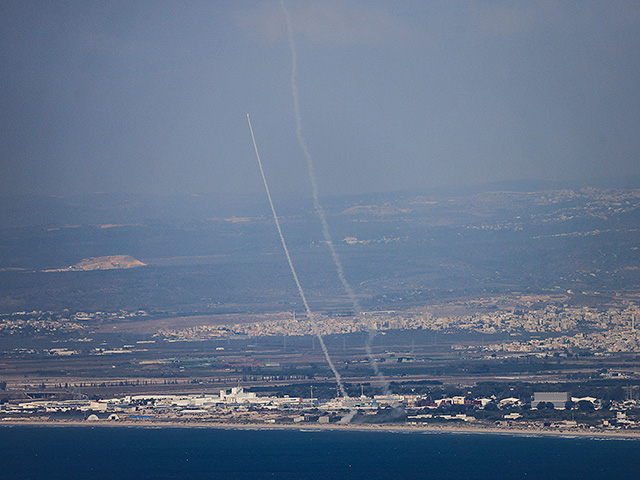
2 418 640 440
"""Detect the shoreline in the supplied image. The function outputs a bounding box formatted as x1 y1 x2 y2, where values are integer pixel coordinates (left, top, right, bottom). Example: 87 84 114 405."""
2 419 640 440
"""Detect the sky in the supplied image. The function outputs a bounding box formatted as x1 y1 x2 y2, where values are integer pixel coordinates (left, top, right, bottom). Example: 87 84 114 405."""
1 1 639 199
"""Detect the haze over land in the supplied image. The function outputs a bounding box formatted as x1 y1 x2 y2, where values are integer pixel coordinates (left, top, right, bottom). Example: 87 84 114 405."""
1 1 639 199
0 183 638 314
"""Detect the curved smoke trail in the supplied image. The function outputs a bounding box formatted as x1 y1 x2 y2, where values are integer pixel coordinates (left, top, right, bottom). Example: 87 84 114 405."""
280 0 390 394
247 114 348 399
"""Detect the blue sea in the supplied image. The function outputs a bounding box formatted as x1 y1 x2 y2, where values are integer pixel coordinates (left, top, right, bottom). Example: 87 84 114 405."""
1 425 639 479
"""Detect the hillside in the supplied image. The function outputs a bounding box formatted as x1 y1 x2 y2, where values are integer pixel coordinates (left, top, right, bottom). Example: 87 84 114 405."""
54 255 146 272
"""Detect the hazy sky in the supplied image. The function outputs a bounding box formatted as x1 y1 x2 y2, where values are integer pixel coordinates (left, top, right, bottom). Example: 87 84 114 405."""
1 1 639 198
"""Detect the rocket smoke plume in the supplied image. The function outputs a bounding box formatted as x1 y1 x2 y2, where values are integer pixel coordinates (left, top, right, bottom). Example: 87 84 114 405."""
247 114 348 399
280 0 390 394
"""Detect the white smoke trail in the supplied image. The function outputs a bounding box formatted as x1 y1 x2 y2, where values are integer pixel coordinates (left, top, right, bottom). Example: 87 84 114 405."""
247 114 348 399
280 0 390 394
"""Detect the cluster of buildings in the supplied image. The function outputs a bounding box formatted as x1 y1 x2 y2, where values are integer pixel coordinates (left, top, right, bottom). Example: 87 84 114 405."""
529 187 640 223
4 387 640 430
484 328 640 354
154 310 430 340
2 387 411 420
155 305 640 354
464 188 640 231
4 302 640 355
0 315 83 336
0 309 149 336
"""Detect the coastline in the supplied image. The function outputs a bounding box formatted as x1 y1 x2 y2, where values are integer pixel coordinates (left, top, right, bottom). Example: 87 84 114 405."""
2 418 640 440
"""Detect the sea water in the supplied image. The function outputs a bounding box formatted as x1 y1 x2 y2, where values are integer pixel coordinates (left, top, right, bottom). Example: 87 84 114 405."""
1 425 639 479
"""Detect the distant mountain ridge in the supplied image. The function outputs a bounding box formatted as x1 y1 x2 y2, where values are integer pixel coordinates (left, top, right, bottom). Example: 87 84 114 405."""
1 176 639 228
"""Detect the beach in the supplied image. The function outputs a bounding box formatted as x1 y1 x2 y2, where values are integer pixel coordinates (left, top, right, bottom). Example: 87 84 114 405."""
3 417 640 440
